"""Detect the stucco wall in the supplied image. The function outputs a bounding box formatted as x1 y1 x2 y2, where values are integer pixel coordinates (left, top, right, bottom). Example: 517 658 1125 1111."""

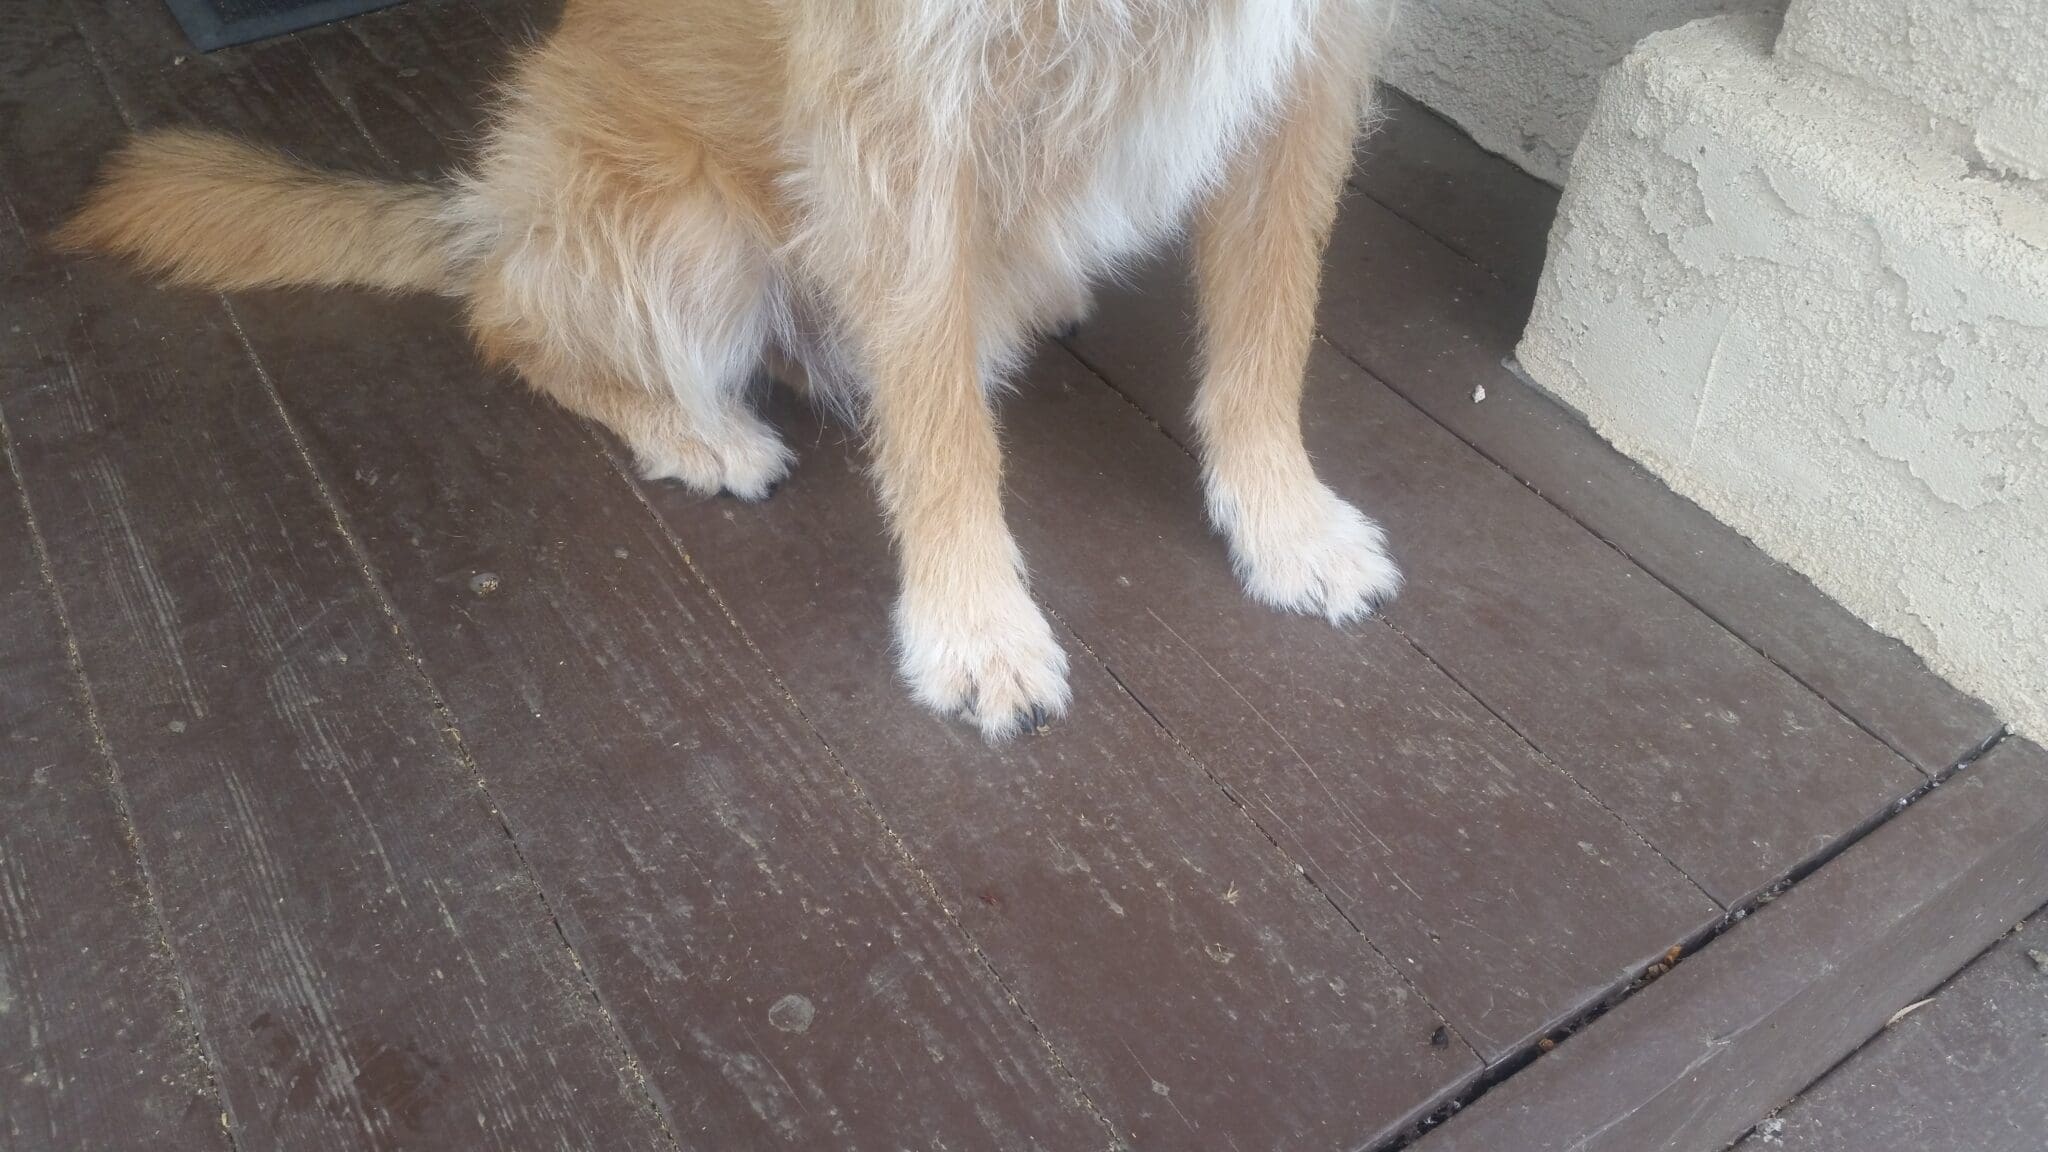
1383 0 1786 184
1517 15 2048 738
1779 0 2048 179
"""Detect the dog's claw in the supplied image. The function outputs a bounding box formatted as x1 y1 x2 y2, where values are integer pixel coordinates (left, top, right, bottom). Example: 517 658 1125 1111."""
1026 705 1050 734
1052 319 1082 341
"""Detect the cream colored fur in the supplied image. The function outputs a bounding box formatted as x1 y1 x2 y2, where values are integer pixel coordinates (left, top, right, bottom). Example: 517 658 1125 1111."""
60 0 1403 740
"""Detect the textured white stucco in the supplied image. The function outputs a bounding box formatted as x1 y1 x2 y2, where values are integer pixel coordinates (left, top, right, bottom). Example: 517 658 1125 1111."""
1518 15 2048 737
1780 0 2048 179
1383 0 1786 183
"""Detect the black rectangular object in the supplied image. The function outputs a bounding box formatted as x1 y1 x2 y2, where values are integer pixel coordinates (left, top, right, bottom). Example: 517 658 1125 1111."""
160 0 407 51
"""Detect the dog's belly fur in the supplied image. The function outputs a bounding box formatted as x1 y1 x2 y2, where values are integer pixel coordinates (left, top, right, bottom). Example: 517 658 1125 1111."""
453 0 1360 409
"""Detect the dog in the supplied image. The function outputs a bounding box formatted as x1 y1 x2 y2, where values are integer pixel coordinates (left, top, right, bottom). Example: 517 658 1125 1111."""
60 0 1403 740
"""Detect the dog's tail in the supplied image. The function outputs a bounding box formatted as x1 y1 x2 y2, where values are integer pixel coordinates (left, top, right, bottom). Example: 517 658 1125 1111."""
56 129 462 295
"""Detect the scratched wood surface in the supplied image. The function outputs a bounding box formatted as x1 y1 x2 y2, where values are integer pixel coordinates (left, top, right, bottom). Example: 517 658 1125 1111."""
1351 89 1561 297
0 1 2030 1150
1733 907 2048 1152
1066 266 1925 907
290 4 1472 1147
0 21 227 1152
969 351 1721 1061
0 446 226 1151
1318 155 2003 778
2 3 668 1149
169 4 1113 1146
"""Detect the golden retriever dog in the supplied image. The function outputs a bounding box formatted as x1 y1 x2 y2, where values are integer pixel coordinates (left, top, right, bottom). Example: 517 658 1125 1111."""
61 0 1403 739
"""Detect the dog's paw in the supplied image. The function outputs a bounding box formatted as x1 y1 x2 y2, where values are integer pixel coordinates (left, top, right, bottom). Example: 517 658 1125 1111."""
1212 478 1401 624
894 582 1071 741
633 413 795 501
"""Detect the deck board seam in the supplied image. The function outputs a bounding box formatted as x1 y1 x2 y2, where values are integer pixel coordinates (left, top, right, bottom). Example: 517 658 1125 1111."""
1321 322 1989 778
214 300 689 1149
598 434 1130 1152
1087 648 1486 1069
1340 179 1519 296
188 25 699 1139
1378 724 2015 1150
1049 336 1717 912
279 14 1116 1143
1327 166 2000 774
0 394 243 1152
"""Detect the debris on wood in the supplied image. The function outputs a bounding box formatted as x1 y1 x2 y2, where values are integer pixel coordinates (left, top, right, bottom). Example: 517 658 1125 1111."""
1884 997 1935 1028
2026 947 2048 976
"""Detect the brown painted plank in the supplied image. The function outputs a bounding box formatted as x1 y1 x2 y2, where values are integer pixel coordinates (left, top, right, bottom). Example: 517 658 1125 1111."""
1311 180 2002 776
1353 87 1561 296
645 397 1477 1149
995 350 1719 1061
1 20 223 1150
1737 910 2048 1152
336 0 1672 1097
1415 735 2048 1152
1066 259 1923 907
240 284 1112 1152
439 3 1474 1145
388 3 1700 1071
190 5 1113 1147
9 4 670 1149
0 455 226 1151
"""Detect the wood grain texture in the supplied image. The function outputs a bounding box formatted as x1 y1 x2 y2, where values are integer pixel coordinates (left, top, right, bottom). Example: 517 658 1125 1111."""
644 395 1478 1150
1066 257 1925 907
1309 177 2001 777
994 349 1720 1062
1352 88 1560 296
0 21 226 1152
0 453 226 1152
1736 910 2048 1152
1416 736 2048 1152
200 5 1112 1146
9 3 671 1148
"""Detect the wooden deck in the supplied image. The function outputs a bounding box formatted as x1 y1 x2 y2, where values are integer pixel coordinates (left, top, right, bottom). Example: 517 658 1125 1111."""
1 3 2042 1150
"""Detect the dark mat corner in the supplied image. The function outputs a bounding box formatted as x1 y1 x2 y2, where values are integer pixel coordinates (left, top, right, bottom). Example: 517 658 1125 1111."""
161 0 407 51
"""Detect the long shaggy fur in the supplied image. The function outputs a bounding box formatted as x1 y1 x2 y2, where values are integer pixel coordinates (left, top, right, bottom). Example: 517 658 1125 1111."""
57 129 458 293
60 0 1404 740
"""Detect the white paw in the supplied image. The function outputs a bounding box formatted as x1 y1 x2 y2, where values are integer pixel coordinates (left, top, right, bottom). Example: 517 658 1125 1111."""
634 413 794 501
894 582 1071 741
1211 478 1401 624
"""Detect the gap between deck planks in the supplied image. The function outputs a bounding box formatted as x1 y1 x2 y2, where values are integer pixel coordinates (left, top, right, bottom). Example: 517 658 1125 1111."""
1065 260 1927 909
0 446 228 1149
50 0 1729 1143
8 2 668 1149
0 18 230 1152
8 0 1998 1139
384 0 1727 1070
51 1 1115 1148
173 5 1485 1148
1730 901 2048 1152
1417 733 2048 1152
1330 105 2000 776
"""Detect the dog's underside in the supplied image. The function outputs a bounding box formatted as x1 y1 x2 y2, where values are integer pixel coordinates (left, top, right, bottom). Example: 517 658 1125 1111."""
60 0 1404 739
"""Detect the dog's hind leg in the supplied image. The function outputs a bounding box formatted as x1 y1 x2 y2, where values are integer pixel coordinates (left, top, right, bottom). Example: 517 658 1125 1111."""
463 175 794 500
1188 41 1401 623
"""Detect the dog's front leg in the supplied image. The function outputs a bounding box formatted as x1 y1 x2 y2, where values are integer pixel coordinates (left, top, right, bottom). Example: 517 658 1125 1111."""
1190 59 1401 623
806 163 1068 740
